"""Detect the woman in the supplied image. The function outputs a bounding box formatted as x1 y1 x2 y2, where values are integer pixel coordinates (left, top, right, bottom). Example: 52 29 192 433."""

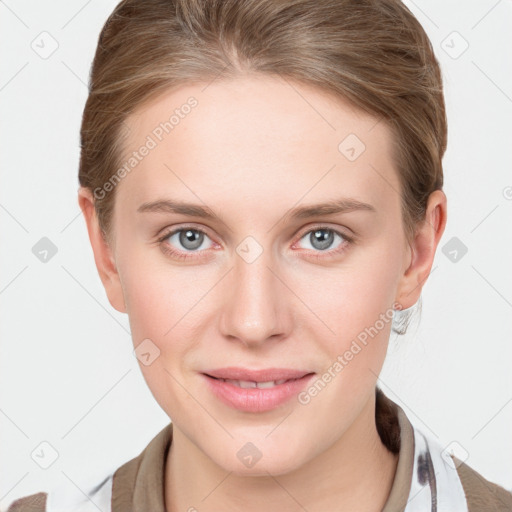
8 0 512 510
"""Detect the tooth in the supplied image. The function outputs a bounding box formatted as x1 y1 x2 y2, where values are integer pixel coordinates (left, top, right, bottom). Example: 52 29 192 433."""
220 378 291 388
256 380 276 389
238 380 258 389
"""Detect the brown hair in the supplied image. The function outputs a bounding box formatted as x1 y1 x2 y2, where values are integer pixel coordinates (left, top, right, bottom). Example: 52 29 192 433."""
78 0 447 333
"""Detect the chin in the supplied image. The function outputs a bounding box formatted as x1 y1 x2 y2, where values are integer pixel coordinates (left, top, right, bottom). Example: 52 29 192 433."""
211 437 310 478
228 457 305 478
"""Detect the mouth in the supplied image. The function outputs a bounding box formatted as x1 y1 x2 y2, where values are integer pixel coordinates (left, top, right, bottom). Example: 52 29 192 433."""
206 376 301 389
201 367 316 413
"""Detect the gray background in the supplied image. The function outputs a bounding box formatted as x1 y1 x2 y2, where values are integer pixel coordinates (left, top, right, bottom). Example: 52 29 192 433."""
1 0 511 507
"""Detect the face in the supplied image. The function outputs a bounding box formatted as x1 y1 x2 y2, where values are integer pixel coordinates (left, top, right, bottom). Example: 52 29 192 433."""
102 75 415 475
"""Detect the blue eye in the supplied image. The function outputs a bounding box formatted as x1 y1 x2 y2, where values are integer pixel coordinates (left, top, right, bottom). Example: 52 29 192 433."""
298 228 344 251
167 228 212 251
158 227 215 261
293 227 353 260
157 225 353 262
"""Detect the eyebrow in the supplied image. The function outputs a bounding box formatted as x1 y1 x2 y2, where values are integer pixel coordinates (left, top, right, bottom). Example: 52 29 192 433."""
137 198 376 220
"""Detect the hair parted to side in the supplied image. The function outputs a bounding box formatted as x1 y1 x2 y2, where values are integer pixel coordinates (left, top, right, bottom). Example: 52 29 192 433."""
78 0 447 334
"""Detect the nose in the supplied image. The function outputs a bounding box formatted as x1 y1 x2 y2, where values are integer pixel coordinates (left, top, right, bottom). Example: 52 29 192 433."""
219 242 292 348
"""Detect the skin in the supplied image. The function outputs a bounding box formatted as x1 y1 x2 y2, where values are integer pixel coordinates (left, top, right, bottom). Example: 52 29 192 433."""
78 74 446 511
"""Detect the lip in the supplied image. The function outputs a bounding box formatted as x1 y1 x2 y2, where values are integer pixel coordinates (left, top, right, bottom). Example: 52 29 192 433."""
201 367 316 413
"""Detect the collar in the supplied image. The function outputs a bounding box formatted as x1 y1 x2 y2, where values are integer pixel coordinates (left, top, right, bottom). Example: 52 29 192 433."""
110 388 468 512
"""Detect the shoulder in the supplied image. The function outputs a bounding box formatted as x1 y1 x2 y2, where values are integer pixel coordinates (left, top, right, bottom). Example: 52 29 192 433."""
379 388 512 512
455 457 512 512
4 473 113 512
5 423 172 512
5 492 47 512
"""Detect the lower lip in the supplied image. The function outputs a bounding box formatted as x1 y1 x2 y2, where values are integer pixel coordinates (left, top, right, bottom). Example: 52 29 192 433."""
202 373 316 413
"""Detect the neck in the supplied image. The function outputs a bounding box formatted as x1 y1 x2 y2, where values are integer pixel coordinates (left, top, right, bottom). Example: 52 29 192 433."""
165 391 398 512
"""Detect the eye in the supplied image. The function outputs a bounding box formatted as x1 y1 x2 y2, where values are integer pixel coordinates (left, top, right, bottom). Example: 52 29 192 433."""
168 228 211 251
157 225 353 262
294 226 352 257
157 226 215 260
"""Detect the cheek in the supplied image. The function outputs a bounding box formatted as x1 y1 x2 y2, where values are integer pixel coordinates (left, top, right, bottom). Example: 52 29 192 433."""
288 237 404 394
298 243 402 336
116 235 197 338
117 253 206 413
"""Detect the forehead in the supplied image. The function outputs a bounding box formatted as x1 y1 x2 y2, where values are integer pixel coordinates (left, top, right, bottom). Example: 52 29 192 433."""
117 75 400 217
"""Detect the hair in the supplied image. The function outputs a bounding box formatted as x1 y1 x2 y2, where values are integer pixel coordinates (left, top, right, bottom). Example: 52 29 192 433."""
78 0 447 334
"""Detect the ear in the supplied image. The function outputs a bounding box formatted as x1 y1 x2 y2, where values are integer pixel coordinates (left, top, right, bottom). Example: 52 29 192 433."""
77 187 127 313
395 189 447 309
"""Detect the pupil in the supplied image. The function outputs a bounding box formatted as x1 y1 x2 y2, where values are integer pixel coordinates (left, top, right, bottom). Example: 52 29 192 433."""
180 229 203 250
312 229 333 250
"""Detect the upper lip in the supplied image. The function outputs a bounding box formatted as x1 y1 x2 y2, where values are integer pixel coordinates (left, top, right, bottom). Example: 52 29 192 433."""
203 367 314 382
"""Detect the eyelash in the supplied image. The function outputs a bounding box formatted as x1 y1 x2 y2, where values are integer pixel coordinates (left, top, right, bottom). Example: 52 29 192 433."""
156 225 354 262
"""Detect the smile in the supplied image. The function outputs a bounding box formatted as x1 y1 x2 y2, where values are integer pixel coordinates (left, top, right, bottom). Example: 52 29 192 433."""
202 370 316 413
214 378 290 388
